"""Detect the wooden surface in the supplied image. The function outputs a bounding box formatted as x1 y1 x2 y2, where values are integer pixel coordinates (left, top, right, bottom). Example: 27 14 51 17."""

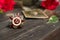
43 28 60 40
0 8 60 40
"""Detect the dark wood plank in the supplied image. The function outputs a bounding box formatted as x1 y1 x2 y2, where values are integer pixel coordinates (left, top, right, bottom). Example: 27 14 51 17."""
43 27 60 40
0 9 60 40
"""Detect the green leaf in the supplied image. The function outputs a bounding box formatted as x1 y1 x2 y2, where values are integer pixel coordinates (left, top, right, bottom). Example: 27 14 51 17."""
47 15 59 23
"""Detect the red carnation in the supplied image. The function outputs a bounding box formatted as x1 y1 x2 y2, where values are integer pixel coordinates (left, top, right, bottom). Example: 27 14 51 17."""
0 0 15 12
41 0 59 10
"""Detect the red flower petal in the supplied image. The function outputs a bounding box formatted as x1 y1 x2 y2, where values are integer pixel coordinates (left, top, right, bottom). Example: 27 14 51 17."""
41 0 59 10
0 0 16 12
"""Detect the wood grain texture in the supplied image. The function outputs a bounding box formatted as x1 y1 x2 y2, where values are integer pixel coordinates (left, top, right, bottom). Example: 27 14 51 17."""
0 9 60 40
43 28 60 40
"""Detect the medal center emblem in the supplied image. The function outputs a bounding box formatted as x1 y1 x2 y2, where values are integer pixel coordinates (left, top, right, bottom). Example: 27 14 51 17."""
12 17 22 26
14 18 20 24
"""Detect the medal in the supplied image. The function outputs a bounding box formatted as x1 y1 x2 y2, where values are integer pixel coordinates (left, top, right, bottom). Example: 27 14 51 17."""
12 17 22 26
9 13 24 29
